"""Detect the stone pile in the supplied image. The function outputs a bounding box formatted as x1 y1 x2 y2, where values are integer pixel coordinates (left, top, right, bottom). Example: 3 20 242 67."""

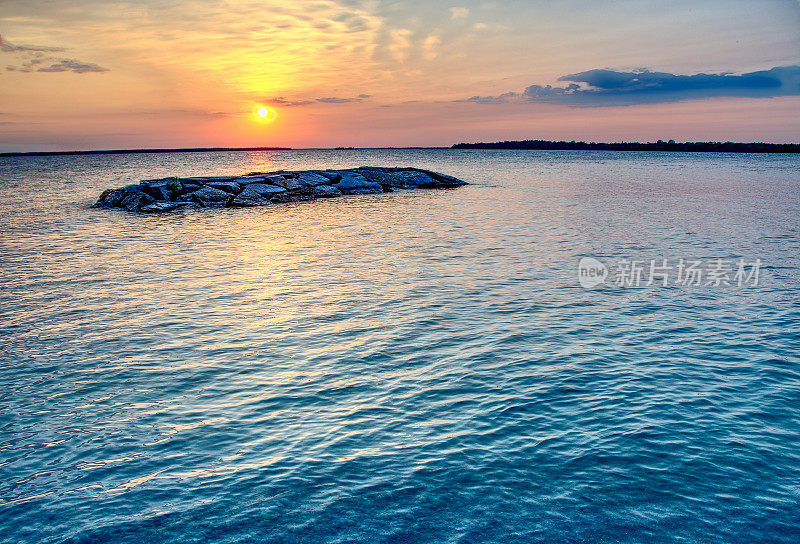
94 167 467 213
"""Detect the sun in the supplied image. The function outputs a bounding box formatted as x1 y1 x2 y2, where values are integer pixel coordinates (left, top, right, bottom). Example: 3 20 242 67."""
253 105 277 122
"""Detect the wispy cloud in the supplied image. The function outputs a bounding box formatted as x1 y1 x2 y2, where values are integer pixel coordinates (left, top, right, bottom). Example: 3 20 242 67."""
450 7 469 19
0 2 380 90
7 58 108 74
463 66 800 106
266 97 314 107
388 28 413 62
34 59 108 73
1 34 107 74
316 94 371 103
462 92 521 104
266 94 371 106
0 34 65 53
422 35 441 60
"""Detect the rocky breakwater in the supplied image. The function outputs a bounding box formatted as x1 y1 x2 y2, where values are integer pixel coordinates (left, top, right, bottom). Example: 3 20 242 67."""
93 167 467 213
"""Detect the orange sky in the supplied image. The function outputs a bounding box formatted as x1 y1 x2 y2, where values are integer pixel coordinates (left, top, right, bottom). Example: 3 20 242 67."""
1 0 799 151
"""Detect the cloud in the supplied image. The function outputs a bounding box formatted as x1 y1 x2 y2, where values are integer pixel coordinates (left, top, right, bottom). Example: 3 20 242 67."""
329 11 371 32
266 97 314 107
423 35 441 60
1 34 106 73
0 34 65 53
463 66 800 106
35 59 108 73
450 7 469 19
266 94 371 106
462 92 520 104
316 94 371 103
388 28 413 62
0 1 381 91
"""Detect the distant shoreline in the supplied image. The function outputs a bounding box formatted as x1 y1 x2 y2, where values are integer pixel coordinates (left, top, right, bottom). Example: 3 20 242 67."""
452 140 800 153
0 146 454 157
4 141 800 157
0 146 293 158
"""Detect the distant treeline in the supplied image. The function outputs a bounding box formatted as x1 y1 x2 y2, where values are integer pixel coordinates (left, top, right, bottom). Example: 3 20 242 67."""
451 140 800 153
0 146 292 158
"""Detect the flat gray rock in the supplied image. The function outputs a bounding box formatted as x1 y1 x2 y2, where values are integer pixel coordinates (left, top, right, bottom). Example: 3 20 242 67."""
231 187 271 207
264 174 288 185
246 183 287 197
205 180 242 193
334 172 384 194
298 172 330 187
235 175 267 184
190 186 232 207
285 179 307 191
357 169 432 188
314 185 343 198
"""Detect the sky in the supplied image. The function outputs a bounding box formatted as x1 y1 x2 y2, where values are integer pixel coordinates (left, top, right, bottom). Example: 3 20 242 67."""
1 0 799 151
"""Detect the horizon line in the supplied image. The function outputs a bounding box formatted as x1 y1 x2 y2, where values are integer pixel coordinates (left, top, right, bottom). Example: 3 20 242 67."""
0 146 452 157
2 140 800 157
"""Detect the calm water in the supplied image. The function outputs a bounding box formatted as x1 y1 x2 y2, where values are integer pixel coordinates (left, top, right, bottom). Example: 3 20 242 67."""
1 149 799 543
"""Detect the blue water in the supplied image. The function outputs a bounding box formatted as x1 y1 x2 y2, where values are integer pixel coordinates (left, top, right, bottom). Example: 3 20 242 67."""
1 149 799 543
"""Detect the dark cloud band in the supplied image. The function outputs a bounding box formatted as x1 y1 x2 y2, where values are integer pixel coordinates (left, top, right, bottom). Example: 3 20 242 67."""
465 66 800 106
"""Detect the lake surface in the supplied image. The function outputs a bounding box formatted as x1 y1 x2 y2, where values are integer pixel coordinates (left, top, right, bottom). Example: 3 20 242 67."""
1 149 799 543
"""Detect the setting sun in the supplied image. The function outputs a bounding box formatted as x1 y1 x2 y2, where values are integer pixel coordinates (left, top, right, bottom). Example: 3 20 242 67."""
253 105 277 123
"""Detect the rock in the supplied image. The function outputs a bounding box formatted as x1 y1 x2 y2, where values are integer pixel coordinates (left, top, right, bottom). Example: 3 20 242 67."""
257 174 309 191
94 167 466 213
235 175 266 184
140 201 191 213
109 185 154 212
357 168 429 189
139 177 184 200
298 172 330 187
270 192 301 204
175 192 195 203
414 169 467 188
317 171 342 182
313 185 342 198
204 180 242 193
280 177 309 191
231 187 271 207
140 177 173 187
357 167 467 189
190 186 233 208
93 188 124 208
180 180 202 190
183 176 236 183
333 172 384 194
394 171 437 188
152 185 174 201
264 174 289 185
246 183 287 197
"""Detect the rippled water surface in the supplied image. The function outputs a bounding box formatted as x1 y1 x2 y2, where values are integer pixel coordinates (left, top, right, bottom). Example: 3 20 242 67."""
1 149 799 543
